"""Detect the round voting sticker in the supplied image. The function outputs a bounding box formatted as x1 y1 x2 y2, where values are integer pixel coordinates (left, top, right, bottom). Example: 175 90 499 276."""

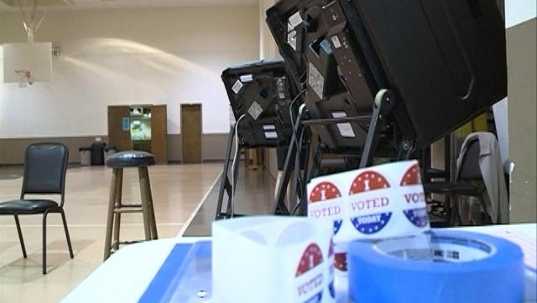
309 182 343 235
349 171 392 235
296 243 324 303
400 164 429 228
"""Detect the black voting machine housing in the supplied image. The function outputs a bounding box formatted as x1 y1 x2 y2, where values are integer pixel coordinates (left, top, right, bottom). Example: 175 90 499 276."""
265 0 507 216
222 60 297 148
214 0 507 219
216 60 297 219
266 0 506 148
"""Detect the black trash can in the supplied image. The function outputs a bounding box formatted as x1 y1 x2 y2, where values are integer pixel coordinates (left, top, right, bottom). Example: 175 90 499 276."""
90 142 106 166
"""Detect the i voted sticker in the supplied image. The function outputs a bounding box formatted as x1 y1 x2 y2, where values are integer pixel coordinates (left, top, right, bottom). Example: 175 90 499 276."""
307 160 431 247
400 164 429 228
296 243 324 303
309 182 344 235
349 171 392 235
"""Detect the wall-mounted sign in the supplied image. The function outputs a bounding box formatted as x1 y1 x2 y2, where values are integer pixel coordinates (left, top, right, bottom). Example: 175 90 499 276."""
122 117 130 131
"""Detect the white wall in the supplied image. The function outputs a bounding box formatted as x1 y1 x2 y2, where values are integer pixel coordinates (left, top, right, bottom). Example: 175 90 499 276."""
505 0 537 28
259 0 279 60
0 6 259 138
505 0 536 222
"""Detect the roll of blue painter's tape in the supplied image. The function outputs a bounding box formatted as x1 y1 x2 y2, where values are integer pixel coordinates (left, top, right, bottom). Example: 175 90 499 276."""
347 230 524 303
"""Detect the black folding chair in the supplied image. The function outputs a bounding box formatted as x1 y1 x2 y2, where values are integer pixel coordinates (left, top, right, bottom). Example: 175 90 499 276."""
0 143 74 274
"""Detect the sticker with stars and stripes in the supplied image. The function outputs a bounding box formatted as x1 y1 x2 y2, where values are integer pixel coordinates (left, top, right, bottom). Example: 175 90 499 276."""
400 163 429 228
349 171 392 235
296 243 324 303
309 181 344 235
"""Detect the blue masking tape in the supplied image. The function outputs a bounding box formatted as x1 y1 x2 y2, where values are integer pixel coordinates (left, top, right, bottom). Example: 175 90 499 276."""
348 230 525 303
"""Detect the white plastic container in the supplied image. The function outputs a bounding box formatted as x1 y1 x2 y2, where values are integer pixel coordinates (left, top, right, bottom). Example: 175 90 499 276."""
212 216 335 303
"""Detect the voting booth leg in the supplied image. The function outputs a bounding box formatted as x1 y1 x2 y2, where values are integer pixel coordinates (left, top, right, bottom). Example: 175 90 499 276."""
273 118 303 215
297 133 318 216
359 89 394 168
215 127 237 220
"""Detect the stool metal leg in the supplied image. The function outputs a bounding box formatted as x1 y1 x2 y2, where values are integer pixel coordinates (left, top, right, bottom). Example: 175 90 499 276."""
104 168 121 261
113 169 123 251
138 167 152 241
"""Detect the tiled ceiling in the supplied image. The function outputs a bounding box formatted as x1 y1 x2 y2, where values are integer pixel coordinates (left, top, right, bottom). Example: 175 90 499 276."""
0 0 258 11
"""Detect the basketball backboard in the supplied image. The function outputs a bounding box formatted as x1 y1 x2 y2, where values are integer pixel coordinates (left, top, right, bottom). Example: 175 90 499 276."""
2 42 52 85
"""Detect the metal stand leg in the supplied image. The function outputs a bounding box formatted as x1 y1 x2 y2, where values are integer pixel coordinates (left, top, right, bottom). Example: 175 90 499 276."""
42 211 48 275
60 210 74 259
359 89 390 168
215 127 237 220
297 133 318 216
228 144 242 218
274 117 302 215
14 215 27 258
274 171 284 201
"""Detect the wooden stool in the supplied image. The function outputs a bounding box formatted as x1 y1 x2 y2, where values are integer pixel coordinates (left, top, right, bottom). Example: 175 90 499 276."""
103 151 158 261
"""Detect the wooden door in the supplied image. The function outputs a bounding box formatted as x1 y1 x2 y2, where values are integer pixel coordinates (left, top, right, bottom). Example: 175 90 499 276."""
151 105 168 164
108 106 131 151
181 104 202 163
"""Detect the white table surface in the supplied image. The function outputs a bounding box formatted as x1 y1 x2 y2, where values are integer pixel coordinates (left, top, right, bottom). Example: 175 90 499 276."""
62 225 537 303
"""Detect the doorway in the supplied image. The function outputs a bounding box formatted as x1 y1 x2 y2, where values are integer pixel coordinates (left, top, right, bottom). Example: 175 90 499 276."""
181 104 202 163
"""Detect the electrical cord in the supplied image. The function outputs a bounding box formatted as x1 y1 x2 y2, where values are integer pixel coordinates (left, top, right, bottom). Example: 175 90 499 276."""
289 88 306 131
294 103 307 149
229 114 246 218
291 126 307 216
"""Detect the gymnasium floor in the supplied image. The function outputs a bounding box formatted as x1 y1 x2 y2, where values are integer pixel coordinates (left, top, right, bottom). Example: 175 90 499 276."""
0 163 224 302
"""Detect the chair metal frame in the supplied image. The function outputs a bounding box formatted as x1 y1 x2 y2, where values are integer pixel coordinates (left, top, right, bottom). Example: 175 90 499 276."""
424 138 489 226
